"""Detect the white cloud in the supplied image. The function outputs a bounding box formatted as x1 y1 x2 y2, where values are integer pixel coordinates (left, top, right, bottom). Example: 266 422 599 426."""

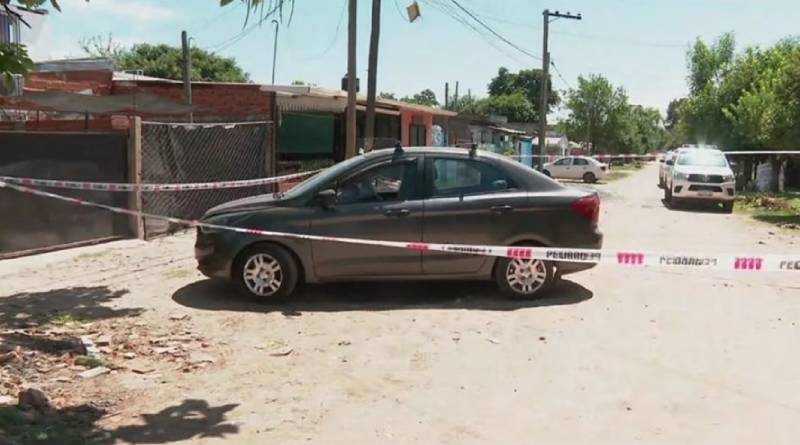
61 0 176 22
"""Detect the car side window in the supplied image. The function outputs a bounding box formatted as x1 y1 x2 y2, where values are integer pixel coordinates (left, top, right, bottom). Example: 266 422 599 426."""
431 158 515 197
573 158 589 166
336 161 416 205
554 158 572 166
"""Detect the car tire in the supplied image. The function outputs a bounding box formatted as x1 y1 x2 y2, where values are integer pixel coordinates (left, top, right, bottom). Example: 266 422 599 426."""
543 169 552 177
233 243 299 303
583 172 597 183
494 253 555 299
722 201 734 213
664 186 672 205
658 177 664 188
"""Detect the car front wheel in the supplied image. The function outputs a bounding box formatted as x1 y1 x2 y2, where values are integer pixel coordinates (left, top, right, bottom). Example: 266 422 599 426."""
234 244 298 302
494 256 555 299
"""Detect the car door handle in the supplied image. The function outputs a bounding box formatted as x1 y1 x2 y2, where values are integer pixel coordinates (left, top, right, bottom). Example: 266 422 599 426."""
490 205 514 214
384 209 410 217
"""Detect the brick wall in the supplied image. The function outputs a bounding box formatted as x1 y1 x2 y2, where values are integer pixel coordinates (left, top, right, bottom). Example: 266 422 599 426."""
113 81 274 122
27 70 113 95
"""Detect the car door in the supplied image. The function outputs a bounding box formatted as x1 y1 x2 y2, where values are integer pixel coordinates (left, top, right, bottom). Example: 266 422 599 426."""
550 157 573 178
421 156 529 275
310 156 423 278
572 157 590 179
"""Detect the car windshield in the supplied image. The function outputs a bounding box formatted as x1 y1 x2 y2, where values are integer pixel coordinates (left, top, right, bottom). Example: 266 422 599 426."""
280 156 362 199
676 151 728 167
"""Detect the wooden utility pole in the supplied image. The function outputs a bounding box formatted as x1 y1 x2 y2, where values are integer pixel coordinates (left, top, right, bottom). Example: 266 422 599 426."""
181 30 193 123
454 81 459 110
539 9 581 169
345 0 358 158
444 82 449 109
364 0 381 151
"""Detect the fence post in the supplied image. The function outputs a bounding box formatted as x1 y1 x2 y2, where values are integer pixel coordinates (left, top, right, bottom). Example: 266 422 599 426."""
127 116 144 239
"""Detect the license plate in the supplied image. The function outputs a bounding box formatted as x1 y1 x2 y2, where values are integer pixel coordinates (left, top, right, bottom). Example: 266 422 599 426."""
698 191 713 197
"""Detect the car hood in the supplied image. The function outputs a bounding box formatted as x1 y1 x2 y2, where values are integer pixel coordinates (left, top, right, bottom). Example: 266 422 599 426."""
204 193 283 218
673 165 733 176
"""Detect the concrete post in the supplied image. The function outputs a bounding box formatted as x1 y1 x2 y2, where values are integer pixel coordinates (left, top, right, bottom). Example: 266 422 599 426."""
127 116 144 240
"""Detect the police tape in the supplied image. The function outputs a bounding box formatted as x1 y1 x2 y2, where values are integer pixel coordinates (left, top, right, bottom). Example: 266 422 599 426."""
512 150 800 159
0 169 321 192
3 179 799 273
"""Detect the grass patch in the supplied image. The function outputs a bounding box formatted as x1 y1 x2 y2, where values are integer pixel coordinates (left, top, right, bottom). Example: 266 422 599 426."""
0 405 103 445
735 191 800 229
48 312 84 326
75 251 108 262
74 355 107 368
606 170 632 181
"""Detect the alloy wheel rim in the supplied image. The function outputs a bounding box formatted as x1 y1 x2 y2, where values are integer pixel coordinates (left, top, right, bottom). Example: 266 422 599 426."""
506 259 547 294
243 253 283 297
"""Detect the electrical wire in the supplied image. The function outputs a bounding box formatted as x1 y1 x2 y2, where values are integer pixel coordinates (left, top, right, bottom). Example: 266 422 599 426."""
300 0 347 60
550 60 572 90
393 0 408 21
447 0 542 60
424 0 530 66
203 1 288 52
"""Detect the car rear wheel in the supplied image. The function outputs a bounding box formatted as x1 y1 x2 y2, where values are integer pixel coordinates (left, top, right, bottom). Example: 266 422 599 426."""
664 185 672 205
543 169 552 177
494 256 555 299
234 244 298 302
583 172 597 183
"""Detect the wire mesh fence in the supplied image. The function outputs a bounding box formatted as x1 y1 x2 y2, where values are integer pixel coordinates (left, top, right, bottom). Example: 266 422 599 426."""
140 121 274 239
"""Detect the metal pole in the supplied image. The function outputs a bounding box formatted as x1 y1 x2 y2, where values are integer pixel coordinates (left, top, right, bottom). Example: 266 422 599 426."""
345 0 358 158
271 20 279 85
538 10 549 170
181 30 193 123
364 0 382 151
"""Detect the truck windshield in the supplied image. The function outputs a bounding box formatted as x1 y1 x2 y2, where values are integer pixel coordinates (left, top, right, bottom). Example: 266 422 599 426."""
677 151 728 167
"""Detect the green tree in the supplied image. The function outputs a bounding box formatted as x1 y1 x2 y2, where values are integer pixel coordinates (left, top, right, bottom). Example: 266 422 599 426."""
378 92 397 100
1 0 61 81
401 88 439 107
82 42 250 82
484 67 559 122
476 92 536 122
561 74 630 153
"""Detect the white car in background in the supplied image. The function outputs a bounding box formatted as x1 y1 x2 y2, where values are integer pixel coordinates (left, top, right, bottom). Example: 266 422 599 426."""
543 156 609 183
663 148 736 212
658 150 675 188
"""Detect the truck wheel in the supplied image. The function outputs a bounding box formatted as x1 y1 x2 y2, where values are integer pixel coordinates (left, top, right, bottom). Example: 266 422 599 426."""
722 201 734 213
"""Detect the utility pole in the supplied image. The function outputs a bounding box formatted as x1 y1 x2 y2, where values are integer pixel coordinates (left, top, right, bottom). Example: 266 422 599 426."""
364 0 381 151
346 0 358 158
271 20 279 85
181 30 193 123
538 9 581 169
454 81 459 110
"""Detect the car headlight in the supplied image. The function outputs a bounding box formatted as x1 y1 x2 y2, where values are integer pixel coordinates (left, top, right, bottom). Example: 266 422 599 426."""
723 174 735 182
674 171 689 180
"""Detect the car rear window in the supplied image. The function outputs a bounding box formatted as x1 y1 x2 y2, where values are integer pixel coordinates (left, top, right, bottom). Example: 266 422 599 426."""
431 158 515 197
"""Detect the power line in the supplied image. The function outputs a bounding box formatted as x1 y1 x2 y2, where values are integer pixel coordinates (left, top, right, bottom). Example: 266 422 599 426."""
447 0 542 60
424 0 531 66
300 0 347 60
550 59 572 90
203 2 288 53
393 0 407 20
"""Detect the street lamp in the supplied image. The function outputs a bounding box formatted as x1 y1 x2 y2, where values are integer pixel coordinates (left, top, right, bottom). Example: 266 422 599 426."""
271 19 279 85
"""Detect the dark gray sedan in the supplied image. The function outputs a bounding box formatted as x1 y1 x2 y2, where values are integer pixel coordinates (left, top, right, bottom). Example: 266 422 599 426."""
195 147 602 301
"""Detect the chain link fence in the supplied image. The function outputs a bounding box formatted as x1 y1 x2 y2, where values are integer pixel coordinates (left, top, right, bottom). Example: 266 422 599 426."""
140 121 274 239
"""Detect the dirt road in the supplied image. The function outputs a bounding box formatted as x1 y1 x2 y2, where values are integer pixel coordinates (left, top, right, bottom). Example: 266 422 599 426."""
2 163 800 444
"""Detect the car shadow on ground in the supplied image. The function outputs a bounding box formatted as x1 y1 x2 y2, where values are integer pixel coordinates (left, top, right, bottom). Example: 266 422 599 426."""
661 199 729 214
171 279 593 314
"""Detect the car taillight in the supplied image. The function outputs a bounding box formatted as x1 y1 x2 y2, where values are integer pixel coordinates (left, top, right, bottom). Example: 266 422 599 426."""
572 193 600 224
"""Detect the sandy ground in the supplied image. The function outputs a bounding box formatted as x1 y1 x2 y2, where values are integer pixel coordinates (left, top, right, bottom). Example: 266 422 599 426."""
2 163 800 444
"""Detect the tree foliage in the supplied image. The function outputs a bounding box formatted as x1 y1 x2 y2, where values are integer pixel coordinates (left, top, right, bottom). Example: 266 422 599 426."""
676 34 800 151
81 41 250 82
561 74 665 153
401 89 439 107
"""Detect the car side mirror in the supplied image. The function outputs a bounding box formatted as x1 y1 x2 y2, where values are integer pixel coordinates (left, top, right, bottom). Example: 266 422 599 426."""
659 159 665 163
317 189 337 207
491 179 508 190
666 160 674 166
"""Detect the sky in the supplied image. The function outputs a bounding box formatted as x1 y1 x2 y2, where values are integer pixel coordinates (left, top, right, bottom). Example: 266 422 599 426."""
24 0 800 118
